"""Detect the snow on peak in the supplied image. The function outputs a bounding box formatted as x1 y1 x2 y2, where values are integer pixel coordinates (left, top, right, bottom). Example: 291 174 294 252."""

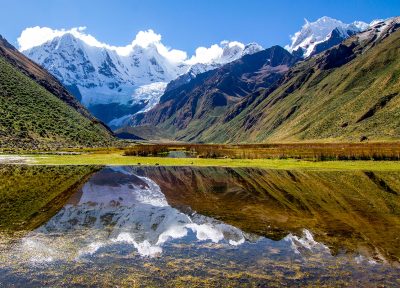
22 31 187 115
20 26 263 126
186 40 263 65
18 27 187 64
243 42 264 55
286 16 369 57
352 21 370 31
369 19 385 26
18 26 86 51
18 26 262 66
220 41 245 63
354 17 400 46
167 41 264 94
184 41 263 77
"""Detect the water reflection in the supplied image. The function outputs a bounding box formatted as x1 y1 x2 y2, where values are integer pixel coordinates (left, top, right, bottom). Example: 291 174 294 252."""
0 165 399 286
136 166 400 263
23 167 248 259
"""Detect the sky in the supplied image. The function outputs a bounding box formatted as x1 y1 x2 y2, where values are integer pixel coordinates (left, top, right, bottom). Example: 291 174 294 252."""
1 0 399 54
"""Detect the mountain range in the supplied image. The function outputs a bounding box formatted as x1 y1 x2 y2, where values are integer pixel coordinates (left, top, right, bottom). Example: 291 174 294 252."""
122 17 400 142
20 16 373 127
1 15 399 147
124 45 298 140
285 16 370 58
22 34 263 125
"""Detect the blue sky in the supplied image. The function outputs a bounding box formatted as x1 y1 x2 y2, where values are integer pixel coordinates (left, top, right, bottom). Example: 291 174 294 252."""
1 0 399 53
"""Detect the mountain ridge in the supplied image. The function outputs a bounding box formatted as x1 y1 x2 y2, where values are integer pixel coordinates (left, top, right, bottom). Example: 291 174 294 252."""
125 45 298 140
125 17 400 143
20 16 377 129
200 17 400 143
22 33 263 125
286 16 370 58
0 35 114 149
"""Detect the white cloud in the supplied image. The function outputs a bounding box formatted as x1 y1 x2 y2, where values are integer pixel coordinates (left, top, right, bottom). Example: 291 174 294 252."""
132 30 161 47
186 40 247 64
156 44 187 63
18 26 187 63
186 44 224 64
228 41 245 49
129 30 187 63
18 26 116 51
18 26 81 51
17 26 246 65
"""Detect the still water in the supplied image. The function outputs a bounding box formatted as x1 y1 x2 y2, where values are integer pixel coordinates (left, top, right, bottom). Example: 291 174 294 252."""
0 165 399 287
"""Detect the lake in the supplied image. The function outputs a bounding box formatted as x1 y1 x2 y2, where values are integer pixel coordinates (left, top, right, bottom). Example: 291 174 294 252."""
0 165 399 287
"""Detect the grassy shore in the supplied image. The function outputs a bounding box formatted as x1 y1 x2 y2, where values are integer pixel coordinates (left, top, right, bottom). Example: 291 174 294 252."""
123 142 400 160
18 151 400 171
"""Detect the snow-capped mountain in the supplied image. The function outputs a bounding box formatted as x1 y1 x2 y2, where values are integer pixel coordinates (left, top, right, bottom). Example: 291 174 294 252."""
286 16 371 58
21 16 379 128
22 33 187 124
110 42 263 127
218 41 263 63
21 30 262 126
164 42 263 93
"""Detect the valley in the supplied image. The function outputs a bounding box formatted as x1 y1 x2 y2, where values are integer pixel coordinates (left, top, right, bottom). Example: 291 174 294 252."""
128 17 400 142
0 4 400 287
2 16 399 146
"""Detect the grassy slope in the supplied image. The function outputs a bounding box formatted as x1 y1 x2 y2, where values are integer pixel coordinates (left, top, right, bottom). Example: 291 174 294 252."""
131 47 295 142
0 165 100 231
0 57 114 149
189 29 400 143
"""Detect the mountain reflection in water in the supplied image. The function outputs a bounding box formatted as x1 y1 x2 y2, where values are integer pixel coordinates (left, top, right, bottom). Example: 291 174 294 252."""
24 167 248 259
0 165 399 287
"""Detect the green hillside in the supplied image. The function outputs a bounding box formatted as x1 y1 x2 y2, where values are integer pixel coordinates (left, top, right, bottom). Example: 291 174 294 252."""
0 57 114 149
143 19 400 143
129 46 296 141
205 26 400 143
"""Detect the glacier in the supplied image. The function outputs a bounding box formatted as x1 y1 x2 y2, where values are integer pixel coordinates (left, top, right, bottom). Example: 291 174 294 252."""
21 29 262 127
285 16 371 58
19 17 378 128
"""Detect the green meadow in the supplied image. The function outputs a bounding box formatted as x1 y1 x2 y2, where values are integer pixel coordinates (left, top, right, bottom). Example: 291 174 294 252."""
23 151 400 170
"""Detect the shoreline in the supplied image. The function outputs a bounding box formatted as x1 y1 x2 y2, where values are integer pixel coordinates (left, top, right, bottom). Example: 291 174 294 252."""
1 153 400 171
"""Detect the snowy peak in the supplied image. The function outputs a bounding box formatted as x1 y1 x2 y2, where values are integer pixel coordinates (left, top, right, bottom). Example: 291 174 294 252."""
21 27 262 126
216 41 263 64
243 42 264 55
286 16 370 58
352 17 400 49
352 21 370 31
25 33 127 88
164 41 263 93
26 32 186 86
202 41 263 68
23 32 187 109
